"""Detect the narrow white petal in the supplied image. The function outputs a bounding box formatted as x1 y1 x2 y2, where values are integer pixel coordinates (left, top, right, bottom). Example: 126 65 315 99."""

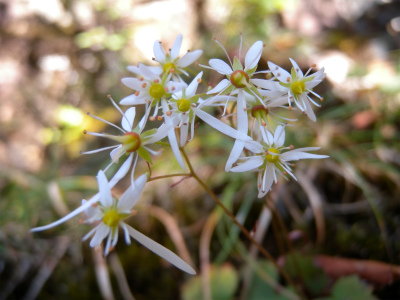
109 153 133 187
244 40 263 71
207 79 230 94
267 61 291 83
225 140 245 172
121 222 131 245
177 50 203 68
171 34 183 60
273 125 286 148
237 90 248 133
82 226 97 242
193 108 251 141
281 150 329 161
180 114 189 147
97 171 113 207
153 40 166 62
161 99 185 170
125 225 196 275
303 97 317 122
230 156 264 172
30 193 101 232
120 94 147 105
209 59 233 75
250 79 285 91
121 107 136 132
118 173 147 211
185 72 203 98
90 223 110 247
289 58 304 78
264 127 274 145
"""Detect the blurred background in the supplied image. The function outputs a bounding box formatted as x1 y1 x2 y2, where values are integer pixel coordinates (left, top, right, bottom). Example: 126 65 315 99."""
1 0 400 299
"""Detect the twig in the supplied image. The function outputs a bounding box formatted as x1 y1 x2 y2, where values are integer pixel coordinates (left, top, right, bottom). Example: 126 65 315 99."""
92 246 114 300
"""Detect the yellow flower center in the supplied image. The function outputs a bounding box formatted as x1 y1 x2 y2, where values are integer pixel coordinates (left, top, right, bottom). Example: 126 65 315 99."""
122 132 141 152
103 210 120 227
163 62 176 73
291 81 305 96
149 83 165 99
230 70 249 88
177 99 191 112
265 148 280 163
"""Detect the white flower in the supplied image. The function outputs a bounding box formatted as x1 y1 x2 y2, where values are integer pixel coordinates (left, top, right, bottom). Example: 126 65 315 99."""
120 63 186 118
230 125 328 197
266 59 325 122
199 37 269 111
82 96 172 186
149 34 203 81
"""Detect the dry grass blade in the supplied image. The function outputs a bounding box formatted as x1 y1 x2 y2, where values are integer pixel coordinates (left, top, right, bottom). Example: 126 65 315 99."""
147 205 194 266
109 253 135 300
22 236 70 300
92 246 114 300
296 169 326 245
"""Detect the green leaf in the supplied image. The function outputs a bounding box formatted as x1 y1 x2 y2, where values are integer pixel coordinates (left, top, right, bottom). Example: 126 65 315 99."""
315 275 377 300
140 128 157 140
137 146 152 164
182 264 239 300
283 253 329 297
248 260 292 300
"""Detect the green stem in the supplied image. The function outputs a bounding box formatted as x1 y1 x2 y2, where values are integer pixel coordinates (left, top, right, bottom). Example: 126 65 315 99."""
180 147 307 300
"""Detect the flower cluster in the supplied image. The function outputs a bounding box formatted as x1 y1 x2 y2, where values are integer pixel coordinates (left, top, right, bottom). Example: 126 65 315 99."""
31 34 328 275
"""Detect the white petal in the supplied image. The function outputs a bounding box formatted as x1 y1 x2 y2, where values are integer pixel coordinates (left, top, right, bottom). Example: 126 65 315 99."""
289 58 303 78
118 173 147 211
153 40 166 62
280 150 328 161
303 96 317 122
225 140 245 172
267 61 291 83
185 72 203 98
148 66 163 75
109 153 133 187
97 170 113 207
121 222 131 245
127 65 140 75
244 141 264 153
177 50 203 68
180 114 189 147
161 99 185 170
138 63 159 81
206 79 230 94
230 156 264 172
237 90 248 133
273 125 286 148
244 40 263 71
250 79 285 92
30 193 101 232
193 108 251 141
170 34 183 60
125 224 196 275
90 223 111 247
209 59 233 75
81 199 102 220
121 107 136 131
121 78 146 91
260 165 274 198
263 127 274 145
120 94 147 105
